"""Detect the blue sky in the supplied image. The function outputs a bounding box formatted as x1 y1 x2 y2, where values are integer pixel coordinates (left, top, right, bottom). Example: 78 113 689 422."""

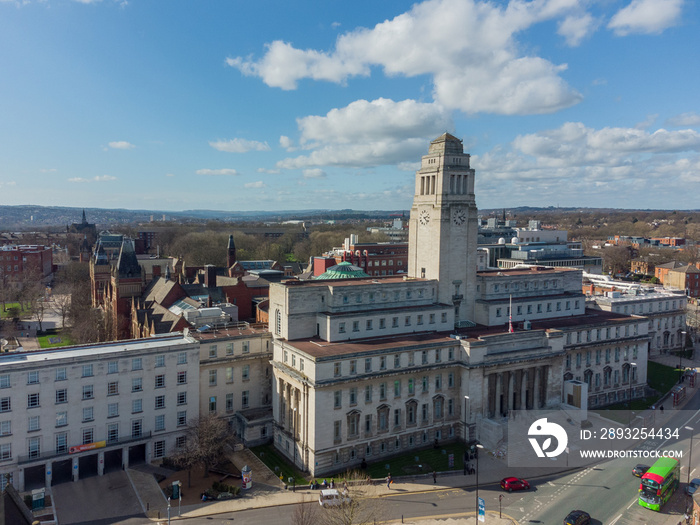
1 0 698 212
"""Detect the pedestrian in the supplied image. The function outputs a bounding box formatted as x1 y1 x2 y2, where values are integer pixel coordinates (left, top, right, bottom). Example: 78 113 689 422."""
660 405 664 413
309 479 315 490
343 480 348 492
330 478 335 489
433 471 437 484
386 473 392 488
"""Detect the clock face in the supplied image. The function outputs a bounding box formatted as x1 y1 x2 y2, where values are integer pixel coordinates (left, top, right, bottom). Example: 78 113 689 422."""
419 210 430 225
453 209 466 226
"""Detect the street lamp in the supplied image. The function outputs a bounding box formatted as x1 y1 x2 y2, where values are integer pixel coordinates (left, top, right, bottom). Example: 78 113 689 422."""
292 407 297 482
685 426 695 486
628 362 636 426
475 443 484 524
679 331 687 384
464 395 470 441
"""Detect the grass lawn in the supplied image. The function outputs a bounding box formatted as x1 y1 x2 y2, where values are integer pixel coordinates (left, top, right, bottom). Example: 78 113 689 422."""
365 443 472 479
37 331 74 349
250 443 309 485
593 361 680 421
0 302 32 319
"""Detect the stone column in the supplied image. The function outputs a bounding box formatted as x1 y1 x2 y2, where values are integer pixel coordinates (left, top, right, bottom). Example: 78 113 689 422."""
483 374 491 418
541 365 549 408
521 370 528 410
72 456 79 482
533 367 541 409
495 373 502 417
507 372 515 412
98 451 105 476
122 446 129 470
45 461 52 487
18 468 25 492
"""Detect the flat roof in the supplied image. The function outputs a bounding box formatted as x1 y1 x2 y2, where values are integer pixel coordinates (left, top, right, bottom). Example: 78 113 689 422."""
190 325 269 340
283 276 430 288
0 334 195 368
477 267 579 277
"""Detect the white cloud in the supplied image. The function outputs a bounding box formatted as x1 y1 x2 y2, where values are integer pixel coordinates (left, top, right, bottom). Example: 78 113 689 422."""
244 181 266 188
68 178 89 183
277 98 454 169
0 181 16 187
94 175 116 181
279 135 295 151
471 121 700 208
227 0 584 115
557 13 597 46
303 168 326 179
196 168 240 176
257 168 280 174
209 138 271 153
108 141 135 150
608 0 683 36
667 112 700 127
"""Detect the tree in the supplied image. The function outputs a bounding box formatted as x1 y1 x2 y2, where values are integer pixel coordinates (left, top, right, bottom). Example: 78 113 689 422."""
291 496 321 525
317 470 382 525
50 285 72 329
171 414 233 486
32 297 46 332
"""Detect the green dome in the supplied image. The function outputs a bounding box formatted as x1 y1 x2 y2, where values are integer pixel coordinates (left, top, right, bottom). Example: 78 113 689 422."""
316 261 371 280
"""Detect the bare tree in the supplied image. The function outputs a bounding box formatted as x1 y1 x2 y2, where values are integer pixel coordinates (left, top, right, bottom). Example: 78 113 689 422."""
32 297 46 332
50 285 72 329
171 413 233 484
317 470 382 525
291 496 321 525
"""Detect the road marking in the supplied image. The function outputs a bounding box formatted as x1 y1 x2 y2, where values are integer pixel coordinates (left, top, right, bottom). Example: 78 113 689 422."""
609 513 622 525
627 501 635 509
692 468 697 477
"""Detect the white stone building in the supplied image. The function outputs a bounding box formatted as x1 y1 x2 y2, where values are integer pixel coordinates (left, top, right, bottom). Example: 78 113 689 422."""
0 334 200 491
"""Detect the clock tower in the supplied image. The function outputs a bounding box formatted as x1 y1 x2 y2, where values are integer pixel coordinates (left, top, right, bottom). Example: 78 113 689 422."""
408 133 477 326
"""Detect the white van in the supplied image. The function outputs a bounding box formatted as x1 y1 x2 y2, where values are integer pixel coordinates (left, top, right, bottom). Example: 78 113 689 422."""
318 488 350 507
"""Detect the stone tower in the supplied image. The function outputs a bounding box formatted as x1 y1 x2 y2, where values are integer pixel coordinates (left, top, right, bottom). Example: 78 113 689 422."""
227 234 237 269
408 133 478 326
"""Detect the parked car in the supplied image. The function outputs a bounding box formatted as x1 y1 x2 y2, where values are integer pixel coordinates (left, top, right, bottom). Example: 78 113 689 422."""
500 477 530 492
686 478 700 495
319 488 350 507
632 464 650 477
564 510 591 525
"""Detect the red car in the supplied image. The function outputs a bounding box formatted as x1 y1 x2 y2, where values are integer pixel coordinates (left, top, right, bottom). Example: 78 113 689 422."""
500 477 530 492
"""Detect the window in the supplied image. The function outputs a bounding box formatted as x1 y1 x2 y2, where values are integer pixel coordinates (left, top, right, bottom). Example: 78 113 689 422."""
379 383 387 400
0 421 10 436
56 411 67 427
394 380 401 397
177 392 187 406
209 370 217 386
422 376 429 392
107 361 118 374
209 345 217 358
380 356 387 370
155 375 165 388
242 390 249 408
448 372 455 388
435 349 442 363
379 318 386 329
155 355 165 368
441 313 447 323
365 358 372 373
82 407 94 422
394 354 401 368
176 436 186 449
334 421 341 441
367 320 373 331
28 415 40 432
132 419 143 439
107 382 119 396
107 423 119 443
417 315 423 325
177 411 187 427
55 368 67 381
365 385 372 403
28 393 40 408
28 437 40 458
177 371 187 385
155 414 165 432
408 378 414 394
392 317 399 328
405 316 411 326
27 371 39 384
242 365 250 380
334 391 342 408
154 440 165 458
352 321 359 332
226 393 234 412
108 403 119 418
132 358 143 371
339 322 346 334
226 367 234 383
132 399 143 413
56 389 67 404
0 443 11 461
226 343 234 356
82 364 93 377
350 360 357 375
132 378 142 393
435 374 442 390
155 395 165 409
56 432 68 453
177 352 187 364
0 398 10 413
209 396 217 413
334 362 341 377
422 351 428 364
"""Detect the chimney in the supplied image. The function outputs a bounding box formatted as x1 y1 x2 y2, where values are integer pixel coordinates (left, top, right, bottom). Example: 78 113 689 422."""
204 264 217 288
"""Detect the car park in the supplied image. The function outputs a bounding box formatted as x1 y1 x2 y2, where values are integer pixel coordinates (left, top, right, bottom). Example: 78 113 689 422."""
500 477 530 492
564 510 591 525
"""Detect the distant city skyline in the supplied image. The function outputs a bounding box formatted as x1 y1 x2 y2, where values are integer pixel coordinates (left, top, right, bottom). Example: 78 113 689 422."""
1 0 698 212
